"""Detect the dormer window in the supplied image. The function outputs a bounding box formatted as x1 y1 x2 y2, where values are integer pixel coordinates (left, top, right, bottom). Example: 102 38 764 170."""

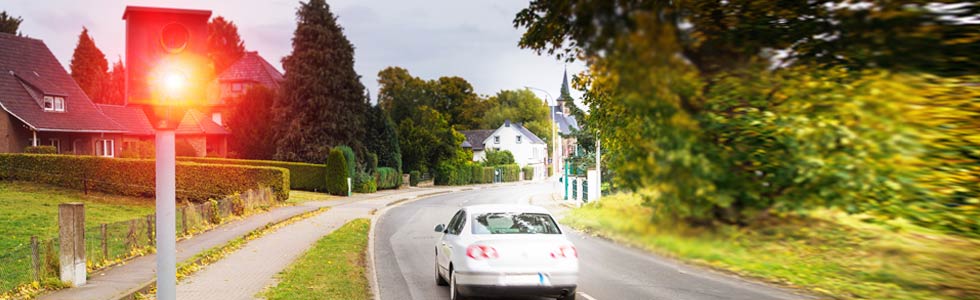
516 135 522 144
43 96 65 112
494 136 500 144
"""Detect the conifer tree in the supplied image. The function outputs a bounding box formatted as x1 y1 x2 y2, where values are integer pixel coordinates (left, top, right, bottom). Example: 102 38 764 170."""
207 16 246 74
69 27 109 103
104 58 126 105
0 11 23 35
274 0 367 163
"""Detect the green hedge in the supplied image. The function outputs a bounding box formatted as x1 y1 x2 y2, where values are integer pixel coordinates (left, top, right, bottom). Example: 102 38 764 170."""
178 157 326 192
522 166 535 181
376 167 400 190
24 146 57 154
353 172 377 193
326 149 349 196
335 145 356 179
470 165 494 184
500 164 520 182
435 162 476 186
0 154 289 202
409 171 421 186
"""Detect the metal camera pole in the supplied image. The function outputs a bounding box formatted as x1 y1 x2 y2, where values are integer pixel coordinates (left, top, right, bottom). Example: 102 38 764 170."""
155 110 177 300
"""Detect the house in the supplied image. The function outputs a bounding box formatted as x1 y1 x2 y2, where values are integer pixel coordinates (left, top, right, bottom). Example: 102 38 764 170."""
0 33 128 156
551 70 580 175
461 120 548 180
211 51 284 126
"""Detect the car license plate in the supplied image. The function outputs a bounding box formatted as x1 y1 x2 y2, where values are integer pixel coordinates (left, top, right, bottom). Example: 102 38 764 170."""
501 273 550 286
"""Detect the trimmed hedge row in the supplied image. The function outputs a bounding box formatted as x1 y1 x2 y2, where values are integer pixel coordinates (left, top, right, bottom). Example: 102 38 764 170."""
470 165 494 184
0 154 289 202
376 167 401 189
178 157 326 192
500 164 520 182
522 166 535 181
434 161 473 186
409 171 421 186
325 149 349 196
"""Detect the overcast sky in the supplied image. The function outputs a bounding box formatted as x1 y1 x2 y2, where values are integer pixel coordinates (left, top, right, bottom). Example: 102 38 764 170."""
4 0 586 106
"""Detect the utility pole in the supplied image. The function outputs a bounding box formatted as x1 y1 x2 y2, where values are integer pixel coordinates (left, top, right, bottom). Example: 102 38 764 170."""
595 130 601 202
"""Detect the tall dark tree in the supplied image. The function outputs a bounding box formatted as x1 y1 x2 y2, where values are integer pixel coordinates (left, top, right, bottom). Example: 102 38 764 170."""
0 11 22 35
364 105 402 171
274 0 367 163
207 16 246 74
228 86 277 160
69 27 109 103
104 58 126 105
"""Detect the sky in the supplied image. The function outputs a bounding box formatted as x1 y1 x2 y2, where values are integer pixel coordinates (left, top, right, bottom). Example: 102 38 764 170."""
3 0 587 107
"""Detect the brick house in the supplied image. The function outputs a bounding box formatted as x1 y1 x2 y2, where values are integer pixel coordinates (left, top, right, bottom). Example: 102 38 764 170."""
210 51 283 127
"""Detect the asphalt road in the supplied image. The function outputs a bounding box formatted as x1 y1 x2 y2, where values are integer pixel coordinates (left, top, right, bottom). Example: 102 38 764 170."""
374 182 812 300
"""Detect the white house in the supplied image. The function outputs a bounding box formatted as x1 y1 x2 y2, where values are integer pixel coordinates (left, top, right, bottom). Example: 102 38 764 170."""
461 120 548 180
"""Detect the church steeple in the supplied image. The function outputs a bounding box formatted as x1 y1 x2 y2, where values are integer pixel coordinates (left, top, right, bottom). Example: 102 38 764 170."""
557 68 572 115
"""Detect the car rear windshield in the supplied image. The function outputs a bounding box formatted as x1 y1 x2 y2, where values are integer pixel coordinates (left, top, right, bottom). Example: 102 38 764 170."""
471 212 561 234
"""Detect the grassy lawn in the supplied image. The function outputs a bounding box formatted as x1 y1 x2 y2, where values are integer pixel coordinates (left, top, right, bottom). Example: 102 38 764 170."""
263 218 371 300
563 193 980 300
0 181 154 294
287 190 333 204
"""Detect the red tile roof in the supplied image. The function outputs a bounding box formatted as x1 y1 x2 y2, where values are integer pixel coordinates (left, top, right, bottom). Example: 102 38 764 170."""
0 33 124 133
96 104 155 135
176 109 229 135
216 51 283 87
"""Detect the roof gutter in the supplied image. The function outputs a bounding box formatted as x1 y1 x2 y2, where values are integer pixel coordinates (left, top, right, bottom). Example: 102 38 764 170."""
0 99 127 134
0 99 37 130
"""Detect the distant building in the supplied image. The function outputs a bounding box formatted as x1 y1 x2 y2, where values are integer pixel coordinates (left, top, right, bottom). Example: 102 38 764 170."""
461 120 548 180
212 51 284 126
552 70 580 175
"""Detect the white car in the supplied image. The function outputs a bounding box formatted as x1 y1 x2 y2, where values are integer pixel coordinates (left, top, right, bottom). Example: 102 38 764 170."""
434 204 579 300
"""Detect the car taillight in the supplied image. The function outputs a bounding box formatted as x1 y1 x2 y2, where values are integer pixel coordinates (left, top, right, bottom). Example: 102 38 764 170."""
550 245 577 259
466 245 499 260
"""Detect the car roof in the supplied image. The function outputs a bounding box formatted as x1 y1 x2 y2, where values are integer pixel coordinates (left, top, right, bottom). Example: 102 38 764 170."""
463 204 552 215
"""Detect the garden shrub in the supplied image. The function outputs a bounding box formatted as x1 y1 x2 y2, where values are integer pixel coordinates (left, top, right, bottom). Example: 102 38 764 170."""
376 167 400 189
435 162 475 186
24 146 57 154
0 154 289 202
325 149 349 196
207 199 222 224
335 145 356 179
410 171 421 186
353 171 377 193
483 150 515 166
178 157 326 192
230 193 246 216
522 166 535 181
366 153 378 175
482 167 495 183
500 164 520 182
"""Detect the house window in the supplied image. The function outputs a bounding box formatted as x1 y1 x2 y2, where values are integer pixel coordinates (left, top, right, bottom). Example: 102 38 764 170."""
231 83 243 92
493 136 500 144
95 139 114 158
49 139 61 153
212 112 222 125
516 135 522 144
43 96 65 112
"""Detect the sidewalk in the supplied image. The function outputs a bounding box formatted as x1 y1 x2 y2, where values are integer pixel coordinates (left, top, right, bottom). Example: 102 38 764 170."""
37 186 464 300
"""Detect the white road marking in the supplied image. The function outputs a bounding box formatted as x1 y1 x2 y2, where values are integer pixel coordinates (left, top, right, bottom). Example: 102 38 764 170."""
578 292 599 300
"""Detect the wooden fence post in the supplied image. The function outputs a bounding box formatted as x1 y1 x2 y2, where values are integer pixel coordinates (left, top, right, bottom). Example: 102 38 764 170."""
58 203 85 286
30 236 40 282
126 219 137 250
100 224 108 262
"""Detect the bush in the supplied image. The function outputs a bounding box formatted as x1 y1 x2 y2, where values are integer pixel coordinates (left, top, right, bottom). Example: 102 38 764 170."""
353 171 377 193
522 166 535 181
482 167 495 183
119 141 155 159
0 154 290 202
325 149 349 196
409 170 421 186
376 167 400 190
499 164 520 182
335 145 356 179
24 145 57 154
366 153 378 175
230 193 246 216
207 199 222 224
483 150 515 166
435 162 475 186
178 157 327 192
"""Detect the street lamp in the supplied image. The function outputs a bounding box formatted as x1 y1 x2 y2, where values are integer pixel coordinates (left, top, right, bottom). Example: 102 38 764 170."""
524 86 559 180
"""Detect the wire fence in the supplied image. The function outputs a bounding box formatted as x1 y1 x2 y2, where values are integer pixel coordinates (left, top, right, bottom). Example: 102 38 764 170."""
0 188 277 296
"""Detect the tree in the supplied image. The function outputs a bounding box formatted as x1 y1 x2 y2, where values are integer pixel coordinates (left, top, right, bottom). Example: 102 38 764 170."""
104 58 126 105
397 106 463 174
69 27 109 103
325 148 349 196
227 86 277 159
274 0 368 163
376 66 484 129
364 105 402 171
483 150 515 166
0 11 22 35
208 16 246 74
479 89 552 150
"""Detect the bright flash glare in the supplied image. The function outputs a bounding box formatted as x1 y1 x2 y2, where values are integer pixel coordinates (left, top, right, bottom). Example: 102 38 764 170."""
162 71 186 95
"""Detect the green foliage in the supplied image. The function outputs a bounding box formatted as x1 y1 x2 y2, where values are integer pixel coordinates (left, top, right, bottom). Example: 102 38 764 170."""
177 157 326 192
228 86 278 160
262 219 371 300
176 139 199 157
0 11 23 35
335 145 356 179
377 67 484 129
364 105 402 172
207 16 246 75
352 172 376 193
375 167 400 190
396 107 464 174
522 166 534 181
103 58 126 105
409 170 421 186
0 154 289 202
207 199 222 224
229 193 246 216
434 161 474 186
365 152 378 175
479 89 553 150
325 149 349 196
24 146 57 154
274 0 367 163
499 164 520 182
482 150 515 166
69 27 110 104
119 140 154 159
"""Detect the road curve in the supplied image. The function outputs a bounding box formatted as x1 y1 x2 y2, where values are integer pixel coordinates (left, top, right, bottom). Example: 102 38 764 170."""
374 182 811 300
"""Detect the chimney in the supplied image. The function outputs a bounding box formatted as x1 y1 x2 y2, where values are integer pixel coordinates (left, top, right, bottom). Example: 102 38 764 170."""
504 119 511 127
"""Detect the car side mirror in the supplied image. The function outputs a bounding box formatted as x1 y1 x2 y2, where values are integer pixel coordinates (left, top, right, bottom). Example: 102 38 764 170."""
434 224 446 233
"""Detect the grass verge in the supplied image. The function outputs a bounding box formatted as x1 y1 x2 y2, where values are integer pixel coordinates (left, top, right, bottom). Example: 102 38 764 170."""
262 218 371 300
287 190 333 204
563 193 980 300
